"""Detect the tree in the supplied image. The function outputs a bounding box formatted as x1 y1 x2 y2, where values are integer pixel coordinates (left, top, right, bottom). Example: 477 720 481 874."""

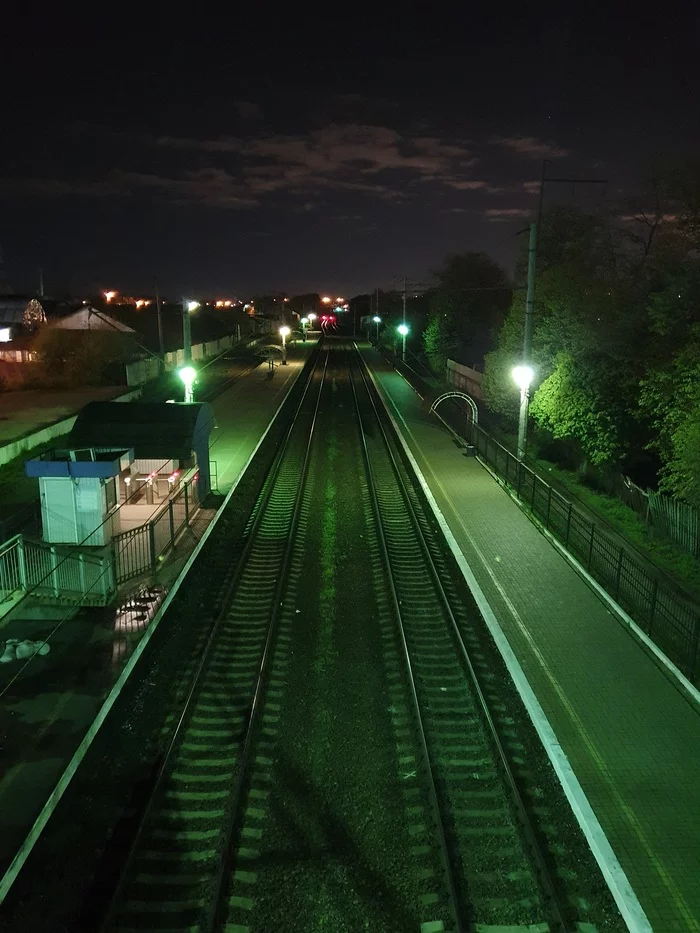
529 352 626 466
426 252 510 371
423 314 459 376
483 207 646 466
32 328 134 387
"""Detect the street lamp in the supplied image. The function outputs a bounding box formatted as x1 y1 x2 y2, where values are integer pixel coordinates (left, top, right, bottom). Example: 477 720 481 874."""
372 315 381 343
300 317 309 341
279 325 291 364
307 313 316 328
179 365 197 404
512 365 534 460
397 323 409 362
182 299 200 363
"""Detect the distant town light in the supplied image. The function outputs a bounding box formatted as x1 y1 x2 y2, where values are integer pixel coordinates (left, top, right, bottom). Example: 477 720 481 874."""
321 296 332 304
104 291 116 302
0 328 11 342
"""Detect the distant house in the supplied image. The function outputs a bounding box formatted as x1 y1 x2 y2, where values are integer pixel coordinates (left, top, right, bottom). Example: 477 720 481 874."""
50 305 136 334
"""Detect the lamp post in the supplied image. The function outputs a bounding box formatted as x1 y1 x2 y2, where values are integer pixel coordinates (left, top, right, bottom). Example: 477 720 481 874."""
279 325 290 365
512 365 534 460
179 365 197 404
181 299 199 363
307 313 316 329
397 323 409 362
300 317 309 341
372 315 381 343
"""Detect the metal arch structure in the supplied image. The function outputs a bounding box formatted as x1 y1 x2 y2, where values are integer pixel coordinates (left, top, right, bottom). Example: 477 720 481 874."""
430 390 478 425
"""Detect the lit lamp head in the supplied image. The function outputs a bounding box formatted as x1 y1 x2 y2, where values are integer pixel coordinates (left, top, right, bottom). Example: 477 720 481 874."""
512 365 534 392
186 300 200 313
279 326 291 338
372 316 381 324
397 324 409 337
308 313 316 322
301 317 309 326
179 365 197 403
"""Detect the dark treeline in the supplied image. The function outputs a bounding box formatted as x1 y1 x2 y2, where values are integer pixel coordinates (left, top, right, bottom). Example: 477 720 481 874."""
388 168 700 506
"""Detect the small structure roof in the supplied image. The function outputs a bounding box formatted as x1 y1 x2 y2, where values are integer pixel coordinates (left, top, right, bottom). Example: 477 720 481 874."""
69 401 215 460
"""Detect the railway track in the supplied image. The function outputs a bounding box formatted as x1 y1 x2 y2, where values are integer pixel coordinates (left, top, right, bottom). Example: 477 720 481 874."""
101 346 329 932
93 337 616 933
348 345 570 931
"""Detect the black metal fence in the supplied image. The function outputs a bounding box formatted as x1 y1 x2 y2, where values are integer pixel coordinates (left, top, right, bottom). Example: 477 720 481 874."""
113 473 197 584
463 419 700 687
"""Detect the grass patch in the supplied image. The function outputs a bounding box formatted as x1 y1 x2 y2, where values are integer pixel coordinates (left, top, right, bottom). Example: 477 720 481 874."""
532 455 700 599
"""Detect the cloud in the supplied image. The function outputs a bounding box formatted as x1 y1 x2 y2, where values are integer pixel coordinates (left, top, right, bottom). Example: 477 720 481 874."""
158 123 480 201
116 168 258 209
485 207 532 222
493 136 571 159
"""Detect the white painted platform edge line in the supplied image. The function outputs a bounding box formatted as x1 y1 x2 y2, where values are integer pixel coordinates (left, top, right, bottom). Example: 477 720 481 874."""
0 356 310 905
363 361 653 933
476 452 700 711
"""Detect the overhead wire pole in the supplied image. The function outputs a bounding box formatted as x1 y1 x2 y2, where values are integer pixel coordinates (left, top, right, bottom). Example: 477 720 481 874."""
155 287 165 373
516 160 607 460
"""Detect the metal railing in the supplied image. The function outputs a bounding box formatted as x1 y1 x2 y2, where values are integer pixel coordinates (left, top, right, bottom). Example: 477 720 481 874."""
112 472 198 583
0 534 115 607
461 419 700 686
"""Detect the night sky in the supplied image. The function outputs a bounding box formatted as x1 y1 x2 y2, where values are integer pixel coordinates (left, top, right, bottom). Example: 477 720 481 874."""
1 7 698 299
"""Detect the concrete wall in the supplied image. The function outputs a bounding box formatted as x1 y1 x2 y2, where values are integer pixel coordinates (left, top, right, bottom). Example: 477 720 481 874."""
125 335 239 387
446 359 483 400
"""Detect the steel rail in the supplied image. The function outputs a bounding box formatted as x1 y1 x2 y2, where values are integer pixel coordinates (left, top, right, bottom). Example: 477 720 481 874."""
101 344 328 931
351 343 570 933
346 345 466 933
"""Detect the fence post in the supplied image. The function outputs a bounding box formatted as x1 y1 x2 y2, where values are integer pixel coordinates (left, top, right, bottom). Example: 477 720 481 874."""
516 461 523 498
688 618 700 686
79 553 86 596
504 452 510 486
169 500 176 547
545 486 552 528
149 522 157 572
648 578 658 635
565 503 572 549
184 483 190 525
614 548 624 601
50 546 59 597
17 536 27 591
587 523 596 569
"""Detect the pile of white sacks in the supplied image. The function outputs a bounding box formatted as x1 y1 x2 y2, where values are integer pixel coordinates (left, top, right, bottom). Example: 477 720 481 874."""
1 639 51 663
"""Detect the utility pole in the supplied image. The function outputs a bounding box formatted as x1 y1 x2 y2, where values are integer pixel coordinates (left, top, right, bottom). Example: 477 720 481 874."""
182 298 192 364
156 287 165 373
402 276 407 325
516 161 607 460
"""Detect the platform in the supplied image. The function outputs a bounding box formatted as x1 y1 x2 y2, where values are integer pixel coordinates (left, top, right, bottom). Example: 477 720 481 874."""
361 344 700 933
0 343 313 891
